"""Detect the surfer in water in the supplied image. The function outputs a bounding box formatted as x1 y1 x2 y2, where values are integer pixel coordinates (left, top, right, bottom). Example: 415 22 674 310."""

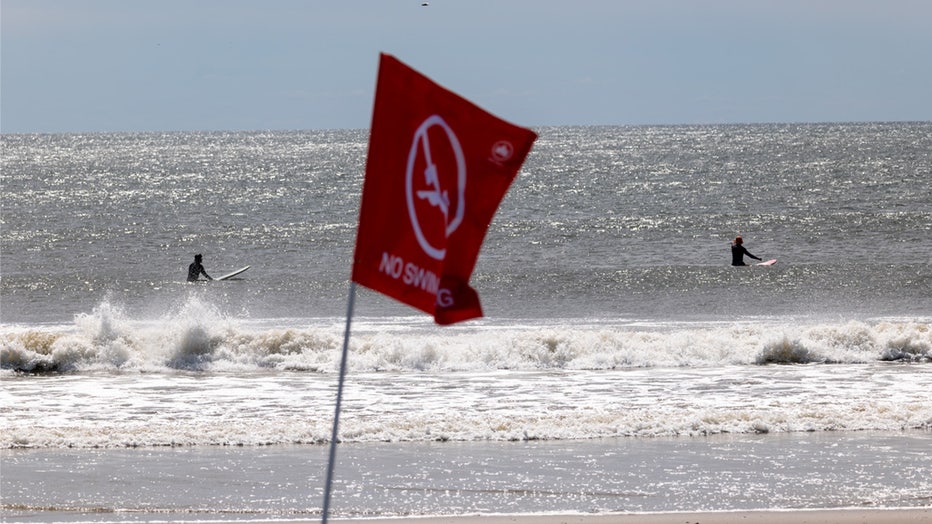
187 254 213 281
731 236 762 266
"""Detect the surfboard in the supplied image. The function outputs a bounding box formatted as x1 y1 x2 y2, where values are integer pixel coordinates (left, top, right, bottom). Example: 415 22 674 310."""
756 259 777 266
214 266 250 281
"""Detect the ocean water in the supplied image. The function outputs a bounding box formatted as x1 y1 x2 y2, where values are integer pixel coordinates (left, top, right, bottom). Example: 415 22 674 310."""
2 123 931 520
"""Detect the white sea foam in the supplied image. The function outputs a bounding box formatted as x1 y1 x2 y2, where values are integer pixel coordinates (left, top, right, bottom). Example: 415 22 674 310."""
0 298 932 372
2 363 930 449
2 298 929 375
2 299 930 449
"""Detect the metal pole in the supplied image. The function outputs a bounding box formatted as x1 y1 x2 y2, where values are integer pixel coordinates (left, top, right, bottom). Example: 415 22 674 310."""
321 281 357 524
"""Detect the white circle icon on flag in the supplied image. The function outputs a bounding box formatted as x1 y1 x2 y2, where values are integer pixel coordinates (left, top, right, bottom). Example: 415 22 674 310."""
406 115 467 261
491 140 514 163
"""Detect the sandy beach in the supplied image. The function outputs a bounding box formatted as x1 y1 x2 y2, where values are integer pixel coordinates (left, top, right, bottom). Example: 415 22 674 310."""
333 509 932 523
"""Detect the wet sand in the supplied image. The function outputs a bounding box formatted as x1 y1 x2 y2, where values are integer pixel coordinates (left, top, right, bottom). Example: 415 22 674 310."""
332 509 931 523
3 433 931 522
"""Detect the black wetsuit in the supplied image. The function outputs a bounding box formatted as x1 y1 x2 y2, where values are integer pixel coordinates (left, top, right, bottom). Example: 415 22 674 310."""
187 262 211 281
731 244 761 266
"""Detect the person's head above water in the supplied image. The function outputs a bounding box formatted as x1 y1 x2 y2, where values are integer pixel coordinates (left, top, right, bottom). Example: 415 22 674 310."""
734 236 743 245
194 254 202 262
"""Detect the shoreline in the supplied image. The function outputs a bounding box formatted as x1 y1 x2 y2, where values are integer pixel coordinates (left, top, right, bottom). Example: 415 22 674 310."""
332 509 932 523
4 433 932 522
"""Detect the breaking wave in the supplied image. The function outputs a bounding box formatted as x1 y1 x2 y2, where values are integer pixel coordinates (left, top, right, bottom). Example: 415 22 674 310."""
2 297 930 374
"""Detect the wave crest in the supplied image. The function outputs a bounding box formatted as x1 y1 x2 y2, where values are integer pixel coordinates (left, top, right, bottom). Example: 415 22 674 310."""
2 301 930 374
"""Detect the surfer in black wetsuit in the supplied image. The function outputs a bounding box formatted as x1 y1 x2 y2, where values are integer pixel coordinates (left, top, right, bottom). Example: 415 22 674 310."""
187 254 213 281
731 236 762 266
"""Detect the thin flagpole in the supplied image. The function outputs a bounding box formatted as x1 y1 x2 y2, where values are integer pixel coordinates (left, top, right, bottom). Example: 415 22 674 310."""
321 281 357 524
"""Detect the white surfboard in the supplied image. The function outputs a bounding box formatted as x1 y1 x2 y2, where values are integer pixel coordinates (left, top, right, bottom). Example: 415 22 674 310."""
756 259 777 266
214 265 250 281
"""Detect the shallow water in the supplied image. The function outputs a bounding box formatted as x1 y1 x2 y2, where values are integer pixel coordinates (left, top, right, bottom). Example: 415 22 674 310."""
3 431 931 521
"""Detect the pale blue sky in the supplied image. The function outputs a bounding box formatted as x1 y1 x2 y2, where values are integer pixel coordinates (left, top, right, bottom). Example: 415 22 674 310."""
2 0 930 133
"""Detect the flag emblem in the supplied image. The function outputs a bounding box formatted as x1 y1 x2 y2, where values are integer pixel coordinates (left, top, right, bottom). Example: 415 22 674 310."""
406 115 466 261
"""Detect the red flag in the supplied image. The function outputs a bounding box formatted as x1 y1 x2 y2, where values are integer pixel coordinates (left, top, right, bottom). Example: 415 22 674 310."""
351 54 537 325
